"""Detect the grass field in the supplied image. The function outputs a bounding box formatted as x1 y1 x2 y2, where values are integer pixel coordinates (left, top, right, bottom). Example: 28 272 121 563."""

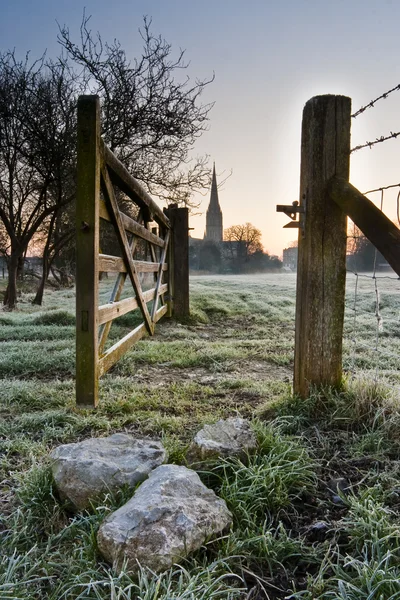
1 272 400 599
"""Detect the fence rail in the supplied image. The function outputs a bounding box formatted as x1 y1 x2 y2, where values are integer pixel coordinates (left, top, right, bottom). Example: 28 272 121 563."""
76 95 189 407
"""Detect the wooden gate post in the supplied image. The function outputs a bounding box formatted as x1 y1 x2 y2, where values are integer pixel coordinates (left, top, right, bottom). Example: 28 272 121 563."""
166 205 189 318
76 96 101 407
294 95 351 398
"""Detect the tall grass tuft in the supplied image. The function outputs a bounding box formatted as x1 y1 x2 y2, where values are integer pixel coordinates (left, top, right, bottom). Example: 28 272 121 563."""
215 422 318 523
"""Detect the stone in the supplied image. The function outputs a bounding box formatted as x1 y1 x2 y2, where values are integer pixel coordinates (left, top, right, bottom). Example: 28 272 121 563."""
307 520 330 541
186 417 257 464
328 477 350 495
50 434 166 510
97 464 232 573
327 477 350 506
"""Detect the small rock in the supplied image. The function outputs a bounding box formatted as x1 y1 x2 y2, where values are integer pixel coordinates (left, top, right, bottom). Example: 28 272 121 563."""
186 417 257 464
328 477 350 495
307 520 329 541
51 434 166 510
332 494 345 505
199 375 217 385
97 464 232 573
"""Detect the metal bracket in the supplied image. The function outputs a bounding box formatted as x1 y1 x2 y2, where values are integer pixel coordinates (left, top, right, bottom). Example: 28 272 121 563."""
276 200 305 232
276 201 304 219
283 221 302 229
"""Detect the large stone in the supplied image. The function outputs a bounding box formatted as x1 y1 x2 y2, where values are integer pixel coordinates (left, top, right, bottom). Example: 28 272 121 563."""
186 417 257 464
97 464 232 573
50 434 166 510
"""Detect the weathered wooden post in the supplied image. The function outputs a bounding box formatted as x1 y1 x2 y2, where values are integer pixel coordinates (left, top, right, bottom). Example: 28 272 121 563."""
76 96 101 407
166 205 190 318
294 95 351 397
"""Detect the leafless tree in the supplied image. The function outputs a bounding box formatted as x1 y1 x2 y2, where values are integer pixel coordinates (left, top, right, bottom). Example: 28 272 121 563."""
224 223 263 261
27 61 78 304
58 15 214 206
0 17 215 308
0 52 77 308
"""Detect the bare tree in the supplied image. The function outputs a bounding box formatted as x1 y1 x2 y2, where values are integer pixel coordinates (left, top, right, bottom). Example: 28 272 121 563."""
0 18 215 308
27 61 78 304
58 15 214 206
0 52 76 308
224 223 263 261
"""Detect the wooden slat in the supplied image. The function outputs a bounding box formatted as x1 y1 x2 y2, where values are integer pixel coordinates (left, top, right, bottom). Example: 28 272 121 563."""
98 299 169 377
154 304 168 323
98 254 167 274
151 230 170 320
328 177 400 277
98 284 168 325
99 198 111 221
101 140 170 229
98 223 141 355
101 164 154 334
100 199 165 248
147 223 163 302
98 323 147 376
99 254 125 273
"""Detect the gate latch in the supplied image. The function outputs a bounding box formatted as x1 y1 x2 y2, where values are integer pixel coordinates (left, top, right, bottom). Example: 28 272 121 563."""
276 201 304 230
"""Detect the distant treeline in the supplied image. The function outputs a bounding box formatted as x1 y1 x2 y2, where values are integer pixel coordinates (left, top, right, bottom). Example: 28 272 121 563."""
189 240 282 274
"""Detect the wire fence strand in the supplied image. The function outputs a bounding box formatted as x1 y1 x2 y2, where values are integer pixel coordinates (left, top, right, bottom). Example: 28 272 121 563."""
351 131 400 153
345 186 400 394
351 83 400 118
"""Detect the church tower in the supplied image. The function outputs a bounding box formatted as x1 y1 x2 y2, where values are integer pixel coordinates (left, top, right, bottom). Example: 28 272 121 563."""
204 163 223 242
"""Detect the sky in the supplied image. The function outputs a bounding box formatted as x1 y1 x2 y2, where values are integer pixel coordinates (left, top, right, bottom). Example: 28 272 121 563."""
2 0 400 256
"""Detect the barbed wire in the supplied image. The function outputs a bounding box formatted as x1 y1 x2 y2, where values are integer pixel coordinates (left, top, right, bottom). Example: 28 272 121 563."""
351 84 400 118
351 130 400 153
363 183 400 194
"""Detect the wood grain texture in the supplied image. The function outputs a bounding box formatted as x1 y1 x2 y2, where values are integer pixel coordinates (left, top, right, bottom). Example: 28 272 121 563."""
98 284 168 325
102 140 170 229
328 177 400 276
294 95 351 398
167 206 189 318
98 305 168 376
75 96 101 407
98 219 142 355
98 254 167 274
151 230 170 320
98 323 147 376
100 163 154 334
99 199 165 248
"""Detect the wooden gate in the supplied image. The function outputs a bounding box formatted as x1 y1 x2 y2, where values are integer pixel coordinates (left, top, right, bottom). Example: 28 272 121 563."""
76 95 188 407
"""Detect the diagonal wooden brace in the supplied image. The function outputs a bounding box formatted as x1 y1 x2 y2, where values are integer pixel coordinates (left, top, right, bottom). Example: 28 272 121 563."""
98 212 143 354
100 163 154 335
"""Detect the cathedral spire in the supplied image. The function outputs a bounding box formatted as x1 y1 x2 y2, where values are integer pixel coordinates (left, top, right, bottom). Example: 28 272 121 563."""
204 163 223 242
209 163 220 210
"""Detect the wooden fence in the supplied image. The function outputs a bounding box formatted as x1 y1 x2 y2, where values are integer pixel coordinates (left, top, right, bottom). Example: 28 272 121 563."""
76 95 189 407
279 94 400 398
